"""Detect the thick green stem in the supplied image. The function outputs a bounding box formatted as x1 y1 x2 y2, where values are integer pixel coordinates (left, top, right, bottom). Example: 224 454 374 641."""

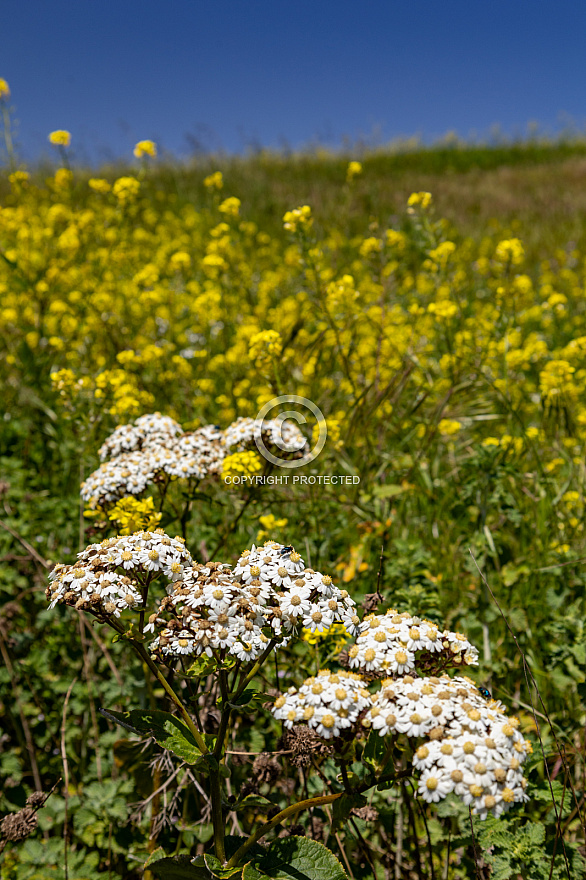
131 640 209 755
226 793 343 868
233 641 277 700
210 769 226 862
214 669 232 761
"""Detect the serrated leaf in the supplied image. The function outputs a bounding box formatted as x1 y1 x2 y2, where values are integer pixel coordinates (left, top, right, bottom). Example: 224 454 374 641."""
144 847 170 867
242 863 266 880
204 853 243 878
362 730 387 772
252 836 348 880
148 854 210 879
103 708 204 764
229 690 273 710
187 656 217 678
332 793 366 827
232 794 273 812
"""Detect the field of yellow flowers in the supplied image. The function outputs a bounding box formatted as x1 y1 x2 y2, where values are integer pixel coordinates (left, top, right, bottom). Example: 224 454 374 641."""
1 105 586 878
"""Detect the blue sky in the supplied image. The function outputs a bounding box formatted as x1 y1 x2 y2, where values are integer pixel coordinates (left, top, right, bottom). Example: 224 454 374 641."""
3 0 586 163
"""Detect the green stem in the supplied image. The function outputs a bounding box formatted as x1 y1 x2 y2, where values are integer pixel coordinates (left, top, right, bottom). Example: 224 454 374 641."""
233 641 277 700
210 770 226 862
214 667 232 761
130 640 209 755
226 793 343 868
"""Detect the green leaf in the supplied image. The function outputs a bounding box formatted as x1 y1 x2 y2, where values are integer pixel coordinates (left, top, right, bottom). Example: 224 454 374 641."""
252 836 348 880
104 708 204 764
204 853 243 878
187 656 218 678
372 484 405 499
232 794 273 812
242 863 266 880
332 793 366 827
147 853 211 880
229 690 273 710
362 730 387 772
144 848 170 867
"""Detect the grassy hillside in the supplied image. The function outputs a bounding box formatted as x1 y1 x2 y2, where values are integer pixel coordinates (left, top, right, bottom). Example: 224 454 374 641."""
1 141 585 878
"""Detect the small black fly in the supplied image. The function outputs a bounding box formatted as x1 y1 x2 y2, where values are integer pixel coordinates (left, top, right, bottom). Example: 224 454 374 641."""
478 686 492 699
279 545 294 556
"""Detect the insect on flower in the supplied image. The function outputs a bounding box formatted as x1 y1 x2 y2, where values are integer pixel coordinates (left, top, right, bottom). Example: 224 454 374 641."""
279 545 294 556
478 686 492 699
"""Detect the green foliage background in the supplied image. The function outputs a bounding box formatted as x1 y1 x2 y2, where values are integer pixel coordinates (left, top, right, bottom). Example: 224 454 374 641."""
1 142 586 878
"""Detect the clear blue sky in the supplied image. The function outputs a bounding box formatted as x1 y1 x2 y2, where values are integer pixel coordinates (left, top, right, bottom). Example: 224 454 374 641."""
3 0 586 164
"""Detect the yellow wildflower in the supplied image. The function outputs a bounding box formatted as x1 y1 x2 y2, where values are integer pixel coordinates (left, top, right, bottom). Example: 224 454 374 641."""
248 330 283 364
204 171 223 190
346 160 362 182
133 139 157 158
88 178 111 194
283 205 313 233
112 176 141 203
48 130 71 147
108 497 162 534
222 451 263 482
218 197 241 217
438 419 462 437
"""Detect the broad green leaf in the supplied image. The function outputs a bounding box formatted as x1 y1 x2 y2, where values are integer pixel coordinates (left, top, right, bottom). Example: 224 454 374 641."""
229 690 273 710
232 794 273 812
362 730 387 772
242 863 266 880
204 853 243 878
144 847 169 867
104 708 204 764
252 836 348 880
147 854 210 880
332 793 366 827
187 656 217 678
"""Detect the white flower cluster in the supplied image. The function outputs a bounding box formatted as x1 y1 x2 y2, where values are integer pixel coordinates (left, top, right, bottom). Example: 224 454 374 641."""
273 670 372 739
82 413 227 509
367 674 530 818
272 669 531 819
46 530 192 617
83 411 310 509
98 414 183 460
148 541 359 663
347 610 478 677
224 416 308 457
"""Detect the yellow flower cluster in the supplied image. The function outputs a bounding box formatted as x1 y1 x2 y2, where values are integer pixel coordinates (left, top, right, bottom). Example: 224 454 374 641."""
221 451 263 482
407 191 432 211
283 205 312 232
256 513 288 542
133 139 157 158
48 130 71 147
50 368 153 418
302 622 350 650
204 171 223 190
218 196 240 217
494 238 525 267
5 167 586 488
107 496 162 534
248 330 283 365
346 160 362 182
112 176 141 203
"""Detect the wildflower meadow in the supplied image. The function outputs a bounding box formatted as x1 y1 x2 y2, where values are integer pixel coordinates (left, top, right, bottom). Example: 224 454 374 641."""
0 79 586 879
